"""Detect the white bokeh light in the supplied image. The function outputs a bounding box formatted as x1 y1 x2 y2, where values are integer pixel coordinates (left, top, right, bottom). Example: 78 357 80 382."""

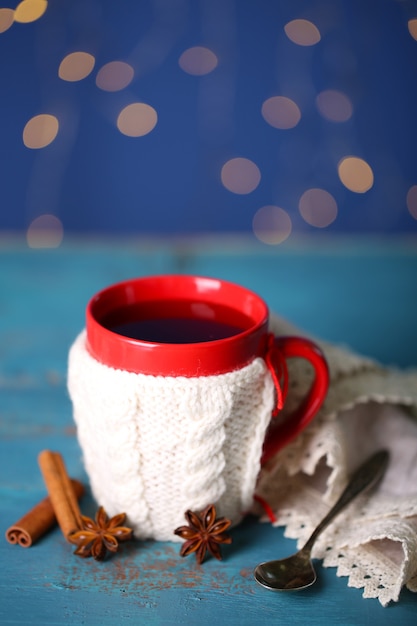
253 206 292 245
284 19 321 46
58 52 95 82
338 156 374 193
261 96 301 130
0 8 14 33
178 47 218 75
221 158 261 194
316 90 353 123
117 103 158 137
26 214 64 249
96 61 134 91
23 114 59 149
406 185 417 221
299 188 338 227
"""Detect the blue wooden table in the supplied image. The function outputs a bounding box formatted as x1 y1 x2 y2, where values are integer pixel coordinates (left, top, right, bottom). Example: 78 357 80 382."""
1 236 417 625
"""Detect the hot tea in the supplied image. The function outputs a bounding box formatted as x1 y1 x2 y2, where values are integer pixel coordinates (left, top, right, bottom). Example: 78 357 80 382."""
102 300 251 344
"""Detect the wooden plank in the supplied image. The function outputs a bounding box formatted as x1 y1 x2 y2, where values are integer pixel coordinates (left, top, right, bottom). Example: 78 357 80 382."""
1 238 416 625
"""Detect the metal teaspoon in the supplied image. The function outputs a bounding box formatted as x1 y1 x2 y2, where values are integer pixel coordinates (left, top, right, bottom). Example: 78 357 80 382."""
254 449 389 592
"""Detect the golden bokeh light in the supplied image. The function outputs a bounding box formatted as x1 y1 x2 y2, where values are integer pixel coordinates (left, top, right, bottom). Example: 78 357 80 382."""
252 206 292 245
284 19 321 46
26 214 63 249
96 61 134 91
117 103 158 137
178 46 218 76
23 114 59 149
0 8 14 33
261 96 301 129
221 158 261 194
338 156 374 193
408 18 417 41
406 185 417 220
299 188 338 227
14 0 47 24
316 89 353 122
58 52 95 82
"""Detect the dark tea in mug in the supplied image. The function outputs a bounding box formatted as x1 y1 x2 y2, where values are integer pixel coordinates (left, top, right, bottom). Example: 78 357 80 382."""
101 300 252 344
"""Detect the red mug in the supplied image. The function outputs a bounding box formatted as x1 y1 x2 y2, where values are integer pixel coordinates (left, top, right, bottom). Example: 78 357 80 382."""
85 274 329 466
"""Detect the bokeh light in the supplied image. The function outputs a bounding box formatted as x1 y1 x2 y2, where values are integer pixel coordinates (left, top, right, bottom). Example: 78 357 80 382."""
406 185 417 220
26 214 63 249
408 19 417 42
0 8 14 33
117 103 158 137
261 96 301 129
96 61 134 91
299 188 338 227
316 89 353 122
221 158 261 194
14 0 47 24
338 156 374 193
252 206 292 244
58 52 95 82
23 114 59 149
178 46 218 75
0 2 416 239
284 19 321 46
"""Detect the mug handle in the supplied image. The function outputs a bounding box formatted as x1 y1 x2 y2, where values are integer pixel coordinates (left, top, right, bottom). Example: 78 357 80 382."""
261 336 329 466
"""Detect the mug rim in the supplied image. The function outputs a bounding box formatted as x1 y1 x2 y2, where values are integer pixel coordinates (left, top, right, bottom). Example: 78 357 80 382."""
86 274 269 377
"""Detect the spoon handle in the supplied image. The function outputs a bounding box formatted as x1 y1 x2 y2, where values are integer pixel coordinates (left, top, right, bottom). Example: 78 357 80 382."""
303 449 389 553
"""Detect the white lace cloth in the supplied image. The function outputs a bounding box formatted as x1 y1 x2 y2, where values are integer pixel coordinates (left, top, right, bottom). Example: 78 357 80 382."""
254 315 417 607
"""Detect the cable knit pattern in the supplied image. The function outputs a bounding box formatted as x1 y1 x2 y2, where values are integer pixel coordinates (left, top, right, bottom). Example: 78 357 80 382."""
68 330 274 541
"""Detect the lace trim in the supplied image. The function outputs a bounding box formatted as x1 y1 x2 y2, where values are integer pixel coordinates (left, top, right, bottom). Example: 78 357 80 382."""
255 315 417 606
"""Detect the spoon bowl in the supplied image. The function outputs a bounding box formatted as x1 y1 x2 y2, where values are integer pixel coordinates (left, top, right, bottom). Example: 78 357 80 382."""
254 449 389 592
255 548 316 591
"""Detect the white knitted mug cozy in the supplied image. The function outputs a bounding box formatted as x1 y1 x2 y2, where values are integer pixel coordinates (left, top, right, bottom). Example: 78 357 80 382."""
68 330 275 541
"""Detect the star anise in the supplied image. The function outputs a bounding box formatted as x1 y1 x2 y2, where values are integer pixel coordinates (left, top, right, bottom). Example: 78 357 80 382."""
68 506 133 561
174 504 232 564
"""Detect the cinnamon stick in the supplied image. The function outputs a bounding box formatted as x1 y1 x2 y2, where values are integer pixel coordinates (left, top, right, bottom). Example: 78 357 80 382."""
5 479 84 547
38 450 83 539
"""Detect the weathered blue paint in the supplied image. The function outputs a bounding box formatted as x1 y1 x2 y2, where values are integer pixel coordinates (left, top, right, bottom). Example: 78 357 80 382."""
1 237 416 625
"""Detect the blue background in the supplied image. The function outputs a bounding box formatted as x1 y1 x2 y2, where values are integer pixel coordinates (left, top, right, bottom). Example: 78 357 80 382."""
1 0 417 239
